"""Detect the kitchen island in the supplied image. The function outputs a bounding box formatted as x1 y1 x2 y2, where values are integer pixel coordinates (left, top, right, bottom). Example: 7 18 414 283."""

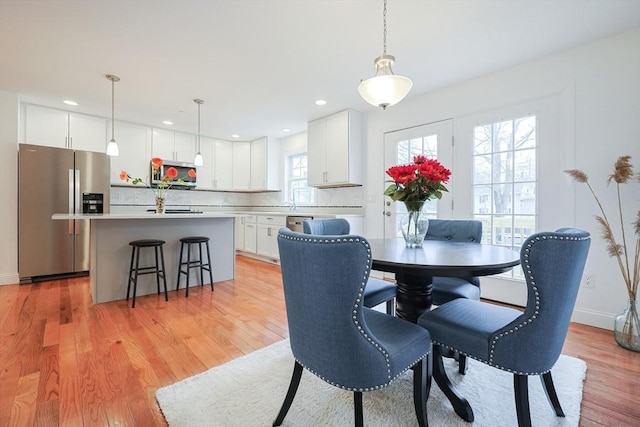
52 212 236 304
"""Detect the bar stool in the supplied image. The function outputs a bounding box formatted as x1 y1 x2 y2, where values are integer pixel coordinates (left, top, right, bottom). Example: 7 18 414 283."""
126 239 168 308
176 236 214 296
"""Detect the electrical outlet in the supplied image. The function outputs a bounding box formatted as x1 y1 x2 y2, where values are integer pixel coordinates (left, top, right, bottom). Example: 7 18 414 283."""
583 273 594 289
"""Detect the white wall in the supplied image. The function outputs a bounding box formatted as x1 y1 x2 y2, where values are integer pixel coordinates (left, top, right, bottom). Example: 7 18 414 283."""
363 28 640 329
0 91 19 285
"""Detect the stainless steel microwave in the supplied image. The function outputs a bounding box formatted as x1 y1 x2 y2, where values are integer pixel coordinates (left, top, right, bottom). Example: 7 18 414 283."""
150 160 197 188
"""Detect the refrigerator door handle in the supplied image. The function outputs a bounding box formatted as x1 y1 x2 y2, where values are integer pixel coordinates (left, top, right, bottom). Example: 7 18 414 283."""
68 169 74 234
74 169 80 234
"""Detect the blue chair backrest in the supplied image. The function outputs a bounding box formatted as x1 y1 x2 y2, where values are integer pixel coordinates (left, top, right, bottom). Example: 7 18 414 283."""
277 228 394 389
425 219 483 285
303 218 350 235
425 219 482 243
490 228 590 373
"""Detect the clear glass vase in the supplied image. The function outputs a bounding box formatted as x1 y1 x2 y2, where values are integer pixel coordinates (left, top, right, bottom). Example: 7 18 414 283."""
614 299 640 352
155 197 165 214
401 202 429 248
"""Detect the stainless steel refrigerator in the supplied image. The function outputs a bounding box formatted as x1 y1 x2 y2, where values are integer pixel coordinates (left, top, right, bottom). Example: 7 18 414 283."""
18 144 111 283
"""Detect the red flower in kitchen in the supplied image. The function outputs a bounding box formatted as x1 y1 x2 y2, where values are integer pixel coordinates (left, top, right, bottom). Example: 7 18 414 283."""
384 155 451 211
120 157 196 199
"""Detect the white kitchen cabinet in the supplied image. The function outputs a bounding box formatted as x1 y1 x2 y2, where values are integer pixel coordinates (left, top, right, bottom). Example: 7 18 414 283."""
243 215 258 253
235 215 246 251
307 109 362 187
232 141 251 190
256 215 286 260
196 136 215 189
110 121 152 184
250 137 281 191
199 137 234 190
214 139 233 190
152 129 196 163
24 104 107 153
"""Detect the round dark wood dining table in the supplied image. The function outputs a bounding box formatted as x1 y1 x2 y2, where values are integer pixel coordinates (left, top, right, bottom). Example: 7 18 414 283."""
367 238 521 322
367 237 521 422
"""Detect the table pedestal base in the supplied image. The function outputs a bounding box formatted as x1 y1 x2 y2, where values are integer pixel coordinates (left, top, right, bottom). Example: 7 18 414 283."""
395 272 432 323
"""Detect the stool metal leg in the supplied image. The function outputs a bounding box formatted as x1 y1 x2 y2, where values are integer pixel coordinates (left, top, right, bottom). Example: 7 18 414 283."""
126 245 136 302
185 242 191 297
154 246 161 295
199 242 205 286
206 241 214 291
176 241 185 292
159 244 168 301
132 247 141 308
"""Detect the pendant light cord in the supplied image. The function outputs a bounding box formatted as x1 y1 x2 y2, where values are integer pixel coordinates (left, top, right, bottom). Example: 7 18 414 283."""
383 0 387 56
110 79 115 140
197 101 201 152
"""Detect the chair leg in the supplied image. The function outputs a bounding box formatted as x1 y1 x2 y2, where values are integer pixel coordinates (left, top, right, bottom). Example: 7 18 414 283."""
432 346 474 422
458 353 467 375
273 361 303 426
353 391 363 427
540 372 565 417
514 374 532 427
412 353 432 427
386 299 395 316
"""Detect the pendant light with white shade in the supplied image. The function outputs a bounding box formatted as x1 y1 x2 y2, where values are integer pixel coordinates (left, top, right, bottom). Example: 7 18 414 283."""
358 0 412 110
105 74 120 156
193 99 204 166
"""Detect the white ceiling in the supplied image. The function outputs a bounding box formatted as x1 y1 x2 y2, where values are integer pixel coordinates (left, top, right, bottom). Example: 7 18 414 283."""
1 0 639 141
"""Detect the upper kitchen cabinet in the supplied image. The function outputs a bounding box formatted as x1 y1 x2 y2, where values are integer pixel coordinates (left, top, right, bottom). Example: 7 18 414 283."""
152 129 196 163
307 109 363 187
109 121 152 184
24 104 107 153
232 141 251 190
196 137 233 190
250 137 281 191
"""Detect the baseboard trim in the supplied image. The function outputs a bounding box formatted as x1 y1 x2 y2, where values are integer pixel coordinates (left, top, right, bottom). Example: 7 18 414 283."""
0 272 19 286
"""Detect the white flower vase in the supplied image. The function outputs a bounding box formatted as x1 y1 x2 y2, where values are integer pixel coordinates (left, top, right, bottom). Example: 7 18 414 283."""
155 197 165 214
401 203 429 248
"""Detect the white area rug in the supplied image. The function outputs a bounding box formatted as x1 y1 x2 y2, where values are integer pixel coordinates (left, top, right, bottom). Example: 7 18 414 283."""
156 340 586 426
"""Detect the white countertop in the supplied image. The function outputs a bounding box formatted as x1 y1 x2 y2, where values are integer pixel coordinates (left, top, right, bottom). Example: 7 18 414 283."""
52 212 237 220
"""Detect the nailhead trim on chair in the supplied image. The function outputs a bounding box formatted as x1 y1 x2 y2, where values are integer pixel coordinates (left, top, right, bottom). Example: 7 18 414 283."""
433 232 589 376
279 231 430 392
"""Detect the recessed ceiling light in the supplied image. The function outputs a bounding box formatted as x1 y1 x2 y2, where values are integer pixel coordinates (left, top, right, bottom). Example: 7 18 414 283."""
315 99 327 106
232 134 240 138
163 120 174 125
63 100 78 106
282 128 291 132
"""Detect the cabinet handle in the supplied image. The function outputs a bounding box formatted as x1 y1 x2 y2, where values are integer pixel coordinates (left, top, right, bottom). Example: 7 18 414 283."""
69 136 73 148
267 228 272 237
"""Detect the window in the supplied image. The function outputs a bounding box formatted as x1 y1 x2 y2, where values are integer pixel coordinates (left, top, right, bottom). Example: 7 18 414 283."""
395 133 439 219
472 115 537 279
287 153 315 205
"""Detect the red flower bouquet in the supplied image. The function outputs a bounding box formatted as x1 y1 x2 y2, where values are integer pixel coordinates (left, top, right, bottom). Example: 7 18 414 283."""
384 155 451 211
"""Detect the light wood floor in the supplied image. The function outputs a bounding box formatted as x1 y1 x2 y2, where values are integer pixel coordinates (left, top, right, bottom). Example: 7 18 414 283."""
1 256 638 426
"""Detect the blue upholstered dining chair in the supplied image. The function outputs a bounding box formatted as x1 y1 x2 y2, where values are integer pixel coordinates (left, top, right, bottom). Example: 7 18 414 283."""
424 219 483 374
303 218 397 315
274 228 433 427
418 228 590 427
425 219 483 306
